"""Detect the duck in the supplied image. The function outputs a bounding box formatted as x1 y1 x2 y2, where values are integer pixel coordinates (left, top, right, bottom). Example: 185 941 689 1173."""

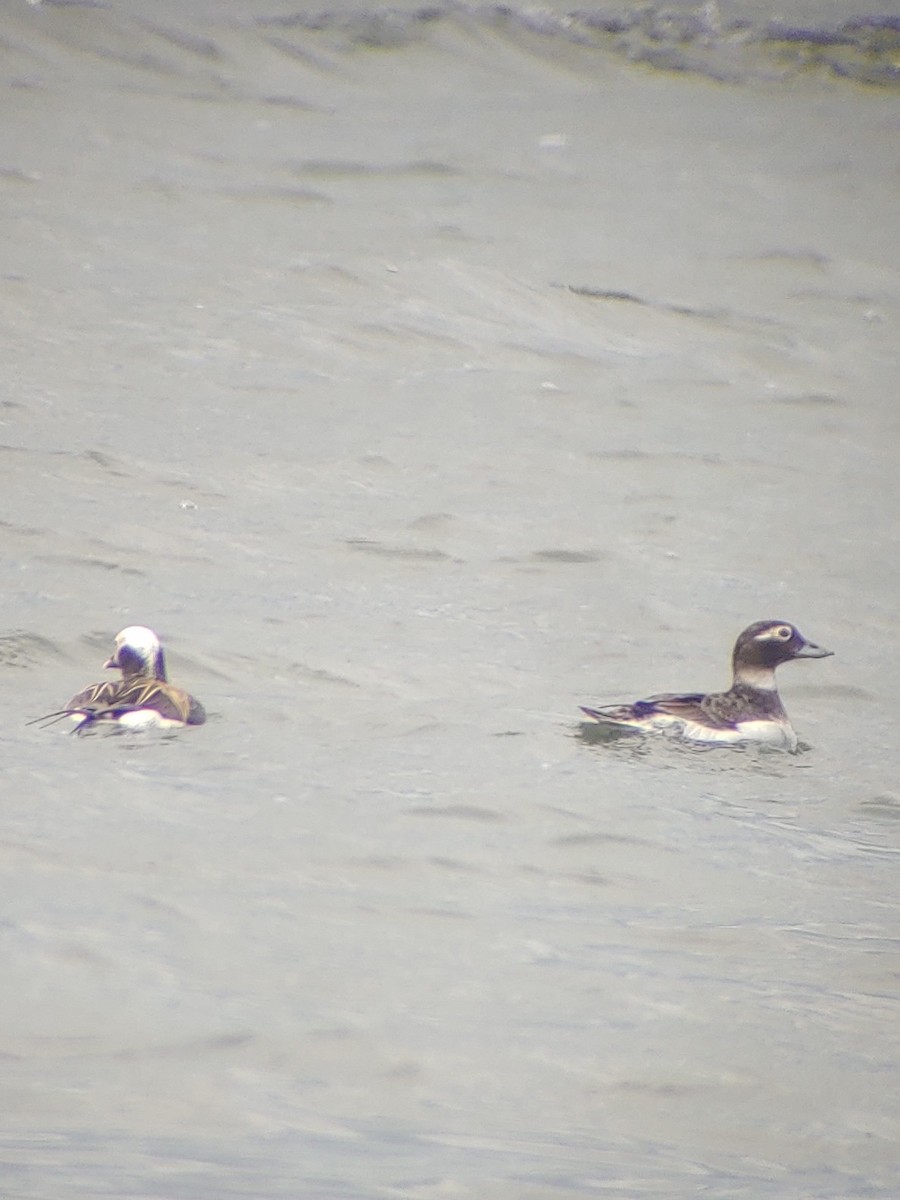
579 620 832 751
35 625 206 731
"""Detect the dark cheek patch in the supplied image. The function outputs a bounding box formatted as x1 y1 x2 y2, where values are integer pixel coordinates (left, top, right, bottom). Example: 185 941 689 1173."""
117 646 145 675
759 633 795 664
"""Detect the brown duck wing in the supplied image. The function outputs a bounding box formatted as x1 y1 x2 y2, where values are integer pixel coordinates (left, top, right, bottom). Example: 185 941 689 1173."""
66 680 122 711
582 691 729 727
116 680 196 722
137 682 205 725
33 678 205 730
637 692 741 730
68 679 193 723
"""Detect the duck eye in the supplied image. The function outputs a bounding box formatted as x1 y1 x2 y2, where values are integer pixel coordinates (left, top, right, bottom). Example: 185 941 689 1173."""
776 626 792 639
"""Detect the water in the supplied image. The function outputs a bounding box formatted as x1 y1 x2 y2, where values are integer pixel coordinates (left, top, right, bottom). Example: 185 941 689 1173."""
2 2 899 1196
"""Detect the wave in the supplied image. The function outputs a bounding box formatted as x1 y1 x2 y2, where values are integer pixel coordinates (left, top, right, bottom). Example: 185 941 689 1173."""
258 5 900 87
8 2 900 89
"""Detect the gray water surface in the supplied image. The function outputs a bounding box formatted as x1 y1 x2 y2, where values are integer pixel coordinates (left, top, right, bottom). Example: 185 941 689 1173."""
2 2 899 1197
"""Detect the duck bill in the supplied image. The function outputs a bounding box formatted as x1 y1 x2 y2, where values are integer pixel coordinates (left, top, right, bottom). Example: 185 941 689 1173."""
103 655 119 670
795 640 833 659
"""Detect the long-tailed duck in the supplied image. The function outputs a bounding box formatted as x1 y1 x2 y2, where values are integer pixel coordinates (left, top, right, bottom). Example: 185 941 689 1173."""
580 620 831 751
36 625 206 731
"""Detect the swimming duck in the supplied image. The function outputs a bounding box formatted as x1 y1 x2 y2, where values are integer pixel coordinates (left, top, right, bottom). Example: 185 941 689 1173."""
38 625 206 731
580 620 831 751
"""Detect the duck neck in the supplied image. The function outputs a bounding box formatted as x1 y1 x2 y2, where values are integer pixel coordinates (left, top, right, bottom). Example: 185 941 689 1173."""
732 662 778 691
